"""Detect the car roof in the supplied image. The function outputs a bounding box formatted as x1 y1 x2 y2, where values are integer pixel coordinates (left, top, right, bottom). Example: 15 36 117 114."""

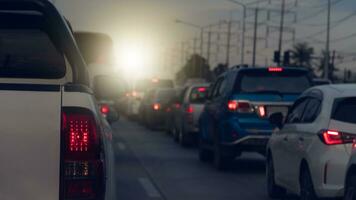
310 84 356 99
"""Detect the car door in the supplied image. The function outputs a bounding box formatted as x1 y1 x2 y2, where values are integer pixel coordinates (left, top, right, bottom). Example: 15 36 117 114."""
288 96 322 190
205 78 223 143
274 97 309 187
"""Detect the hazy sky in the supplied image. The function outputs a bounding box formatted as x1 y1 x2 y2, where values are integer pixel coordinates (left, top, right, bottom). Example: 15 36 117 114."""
56 0 356 77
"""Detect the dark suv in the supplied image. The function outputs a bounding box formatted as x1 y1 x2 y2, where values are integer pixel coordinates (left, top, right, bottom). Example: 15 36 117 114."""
198 67 313 170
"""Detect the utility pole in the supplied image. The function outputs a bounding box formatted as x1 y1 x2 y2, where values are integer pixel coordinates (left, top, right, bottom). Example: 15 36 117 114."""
278 0 286 66
324 0 331 79
252 8 259 67
225 14 233 66
207 30 212 66
180 42 185 67
200 29 204 56
193 37 198 55
241 7 246 64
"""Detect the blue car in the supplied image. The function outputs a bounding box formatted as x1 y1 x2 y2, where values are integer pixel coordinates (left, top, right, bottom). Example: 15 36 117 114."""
198 67 313 170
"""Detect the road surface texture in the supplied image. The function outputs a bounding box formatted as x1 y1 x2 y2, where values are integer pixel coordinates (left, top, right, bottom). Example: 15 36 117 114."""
112 118 294 200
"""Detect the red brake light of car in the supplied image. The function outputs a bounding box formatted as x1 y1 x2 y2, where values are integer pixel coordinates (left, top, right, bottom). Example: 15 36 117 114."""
198 87 207 92
228 100 253 113
175 103 181 109
186 105 194 113
100 104 110 115
61 108 104 200
153 103 161 111
268 67 283 72
320 130 343 145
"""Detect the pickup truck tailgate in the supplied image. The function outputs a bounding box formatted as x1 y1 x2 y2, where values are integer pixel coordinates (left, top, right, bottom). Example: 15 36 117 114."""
0 87 61 200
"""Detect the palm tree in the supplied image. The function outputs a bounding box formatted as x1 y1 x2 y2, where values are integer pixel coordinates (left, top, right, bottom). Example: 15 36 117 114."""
318 50 338 81
290 42 314 69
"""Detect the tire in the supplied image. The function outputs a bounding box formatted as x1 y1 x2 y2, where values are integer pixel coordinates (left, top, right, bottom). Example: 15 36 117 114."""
345 175 356 200
266 156 286 199
300 166 318 200
213 142 233 171
173 126 179 143
198 138 213 162
178 126 190 147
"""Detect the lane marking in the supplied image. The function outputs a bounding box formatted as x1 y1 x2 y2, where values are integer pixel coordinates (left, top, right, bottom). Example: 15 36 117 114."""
138 177 162 198
117 142 126 151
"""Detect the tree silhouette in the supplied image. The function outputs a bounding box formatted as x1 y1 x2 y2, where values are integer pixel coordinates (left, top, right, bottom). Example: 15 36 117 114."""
290 42 314 69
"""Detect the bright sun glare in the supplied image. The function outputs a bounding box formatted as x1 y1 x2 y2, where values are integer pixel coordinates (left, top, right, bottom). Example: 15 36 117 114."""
115 41 156 81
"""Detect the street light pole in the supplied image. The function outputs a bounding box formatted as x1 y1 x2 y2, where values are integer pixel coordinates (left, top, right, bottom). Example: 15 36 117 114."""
252 7 259 67
278 0 286 66
325 0 331 79
225 15 233 66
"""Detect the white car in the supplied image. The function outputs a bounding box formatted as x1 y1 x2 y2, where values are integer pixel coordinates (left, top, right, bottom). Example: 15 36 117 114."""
0 1 116 199
267 84 356 200
344 144 356 200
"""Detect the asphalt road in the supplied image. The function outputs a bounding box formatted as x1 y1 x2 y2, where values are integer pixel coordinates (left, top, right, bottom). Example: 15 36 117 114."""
112 118 275 200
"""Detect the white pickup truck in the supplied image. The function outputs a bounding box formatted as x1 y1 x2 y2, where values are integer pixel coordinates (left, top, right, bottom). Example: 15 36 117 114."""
0 0 115 199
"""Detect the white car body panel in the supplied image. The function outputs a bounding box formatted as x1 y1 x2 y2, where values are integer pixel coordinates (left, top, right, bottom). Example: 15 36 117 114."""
0 89 61 200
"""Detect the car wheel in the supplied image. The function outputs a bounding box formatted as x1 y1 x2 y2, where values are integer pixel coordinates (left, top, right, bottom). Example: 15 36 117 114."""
266 155 286 199
173 126 179 143
198 138 213 162
345 175 356 200
178 127 190 147
300 167 318 200
213 142 232 171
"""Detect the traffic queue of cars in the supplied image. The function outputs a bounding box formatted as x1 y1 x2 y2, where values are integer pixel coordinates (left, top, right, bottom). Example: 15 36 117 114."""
124 66 356 200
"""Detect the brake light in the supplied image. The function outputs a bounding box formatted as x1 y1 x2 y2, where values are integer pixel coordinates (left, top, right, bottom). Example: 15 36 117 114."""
318 130 356 145
175 103 181 109
228 100 253 113
186 105 194 113
61 108 104 200
153 103 161 111
322 130 342 145
198 87 207 92
268 67 283 72
100 104 110 115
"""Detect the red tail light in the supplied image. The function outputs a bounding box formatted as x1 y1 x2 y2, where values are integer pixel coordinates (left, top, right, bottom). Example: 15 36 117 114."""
319 130 356 145
61 108 104 200
100 104 110 115
186 105 194 113
228 100 253 113
175 103 181 109
132 91 137 97
153 103 161 111
268 67 283 72
198 87 207 92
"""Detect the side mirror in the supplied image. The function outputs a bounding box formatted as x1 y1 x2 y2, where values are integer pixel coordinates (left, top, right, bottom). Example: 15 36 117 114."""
269 112 284 129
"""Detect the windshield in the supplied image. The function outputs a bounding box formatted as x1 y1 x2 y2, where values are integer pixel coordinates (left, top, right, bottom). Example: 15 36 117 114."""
237 71 311 94
189 87 208 103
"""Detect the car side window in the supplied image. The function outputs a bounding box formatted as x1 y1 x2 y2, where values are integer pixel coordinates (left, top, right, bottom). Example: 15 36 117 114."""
212 78 223 99
285 98 309 124
301 98 321 123
217 78 227 96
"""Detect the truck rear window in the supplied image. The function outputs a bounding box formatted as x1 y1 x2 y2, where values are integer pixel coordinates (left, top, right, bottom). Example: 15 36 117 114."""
236 70 311 94
0 29 65 79
332 97 356 123
189 87 208 104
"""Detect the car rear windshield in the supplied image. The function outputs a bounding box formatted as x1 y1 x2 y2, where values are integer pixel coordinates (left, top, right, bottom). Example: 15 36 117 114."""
236 70 311 94
157 90 175 101
189 87 208 104
135 79 174 92
0 29 65 79
332 97 356 123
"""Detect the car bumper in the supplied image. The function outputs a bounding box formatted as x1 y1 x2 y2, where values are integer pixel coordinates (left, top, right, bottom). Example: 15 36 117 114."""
221 135 270 154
